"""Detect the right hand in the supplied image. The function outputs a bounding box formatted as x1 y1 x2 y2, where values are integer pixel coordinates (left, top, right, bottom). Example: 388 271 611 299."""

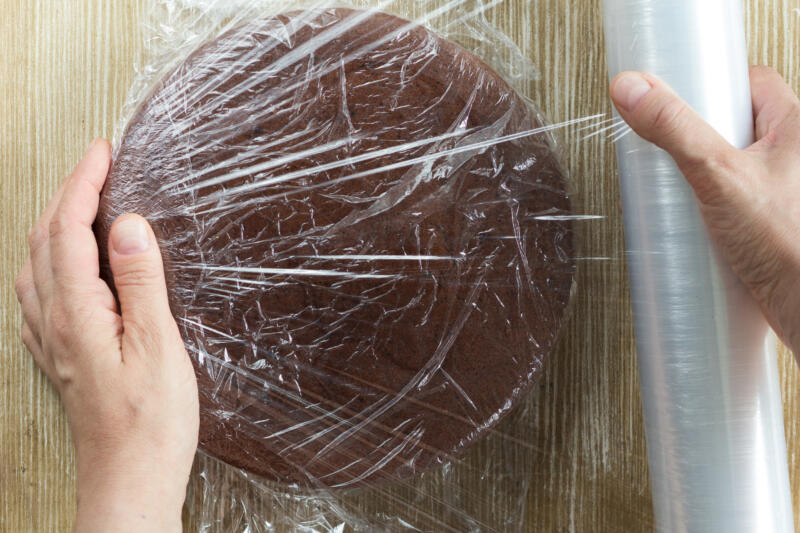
610 66 800 357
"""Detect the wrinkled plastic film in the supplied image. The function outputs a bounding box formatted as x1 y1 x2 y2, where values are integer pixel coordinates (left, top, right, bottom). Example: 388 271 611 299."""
603 1 793 531
98 1 602 530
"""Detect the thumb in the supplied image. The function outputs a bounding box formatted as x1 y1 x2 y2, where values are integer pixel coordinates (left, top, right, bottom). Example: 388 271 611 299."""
108 213 175 345
610 71 741 201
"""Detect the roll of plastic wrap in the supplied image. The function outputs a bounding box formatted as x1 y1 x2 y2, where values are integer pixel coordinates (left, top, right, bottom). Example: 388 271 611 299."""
603 1 794 531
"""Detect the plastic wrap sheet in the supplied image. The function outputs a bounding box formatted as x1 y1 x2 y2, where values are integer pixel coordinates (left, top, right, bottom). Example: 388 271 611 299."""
94 0 597 531
91 0 799 530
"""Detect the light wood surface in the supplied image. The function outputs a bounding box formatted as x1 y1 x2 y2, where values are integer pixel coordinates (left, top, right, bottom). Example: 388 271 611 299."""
1 1 799 531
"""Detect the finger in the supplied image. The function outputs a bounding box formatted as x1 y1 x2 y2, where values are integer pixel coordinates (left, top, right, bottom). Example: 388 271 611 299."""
30 139 109 310
22 321 53 381
49 139 112 294
748 65 800 149
610 71 742 202
108 214 178 358
15 259 42 338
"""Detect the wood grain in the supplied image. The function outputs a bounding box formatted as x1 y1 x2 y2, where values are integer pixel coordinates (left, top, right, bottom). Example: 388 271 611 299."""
1 1 798 531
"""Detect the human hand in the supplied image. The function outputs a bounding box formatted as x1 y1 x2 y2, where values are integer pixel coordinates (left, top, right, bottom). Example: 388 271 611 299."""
610 66 800 357
14 139 199 533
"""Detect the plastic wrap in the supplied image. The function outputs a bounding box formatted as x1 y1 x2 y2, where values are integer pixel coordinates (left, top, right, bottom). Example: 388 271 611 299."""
603 1 794 531
94 1 590 530
91 0 796 529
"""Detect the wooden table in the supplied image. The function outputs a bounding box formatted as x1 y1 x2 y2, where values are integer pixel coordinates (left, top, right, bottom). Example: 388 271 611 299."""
1 1 799 531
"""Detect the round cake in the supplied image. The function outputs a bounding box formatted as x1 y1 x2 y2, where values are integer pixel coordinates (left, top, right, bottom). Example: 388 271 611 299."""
95 8 576 488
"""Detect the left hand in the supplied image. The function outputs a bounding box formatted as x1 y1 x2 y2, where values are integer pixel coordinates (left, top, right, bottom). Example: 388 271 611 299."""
15 139 199 533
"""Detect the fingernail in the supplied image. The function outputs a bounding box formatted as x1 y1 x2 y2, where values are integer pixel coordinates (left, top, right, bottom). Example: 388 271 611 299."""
111 217 150 255
612 73 653 111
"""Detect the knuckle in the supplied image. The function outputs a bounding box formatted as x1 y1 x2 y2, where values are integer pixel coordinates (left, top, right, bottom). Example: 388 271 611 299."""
21 300 39 329
757 127 782 150
648 98 689 139
50 358 75 386
14 274 30 302
123 391 147 422
48 212 71 240
21 325 36 351
114 264 162 288
703 151 739 176
685 152 744 205
686 150 731 179
21 327 49 378
27 224 48 251
123 313 184 362
124 316 165 352
47 304 76 343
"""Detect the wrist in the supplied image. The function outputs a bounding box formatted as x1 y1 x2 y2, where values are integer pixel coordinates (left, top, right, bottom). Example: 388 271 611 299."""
74 444 189 533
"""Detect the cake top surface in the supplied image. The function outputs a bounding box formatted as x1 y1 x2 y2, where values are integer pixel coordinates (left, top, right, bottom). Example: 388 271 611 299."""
95 8 576 488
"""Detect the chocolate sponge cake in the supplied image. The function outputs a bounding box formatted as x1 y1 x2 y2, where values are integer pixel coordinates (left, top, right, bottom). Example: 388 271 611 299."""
95 8 576 487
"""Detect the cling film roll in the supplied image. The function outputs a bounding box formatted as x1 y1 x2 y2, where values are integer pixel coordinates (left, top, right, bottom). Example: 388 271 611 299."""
603 1 794 531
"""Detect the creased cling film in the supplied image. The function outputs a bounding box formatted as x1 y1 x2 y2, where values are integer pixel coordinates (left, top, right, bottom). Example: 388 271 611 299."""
96 1 581 530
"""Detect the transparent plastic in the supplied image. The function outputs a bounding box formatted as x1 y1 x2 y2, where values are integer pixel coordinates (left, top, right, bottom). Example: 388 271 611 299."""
94 1 590 530
604 0 793 531
90 0 796 530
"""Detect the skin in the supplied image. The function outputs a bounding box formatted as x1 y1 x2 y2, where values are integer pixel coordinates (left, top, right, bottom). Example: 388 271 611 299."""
14 139 198 533
12 66 799 529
